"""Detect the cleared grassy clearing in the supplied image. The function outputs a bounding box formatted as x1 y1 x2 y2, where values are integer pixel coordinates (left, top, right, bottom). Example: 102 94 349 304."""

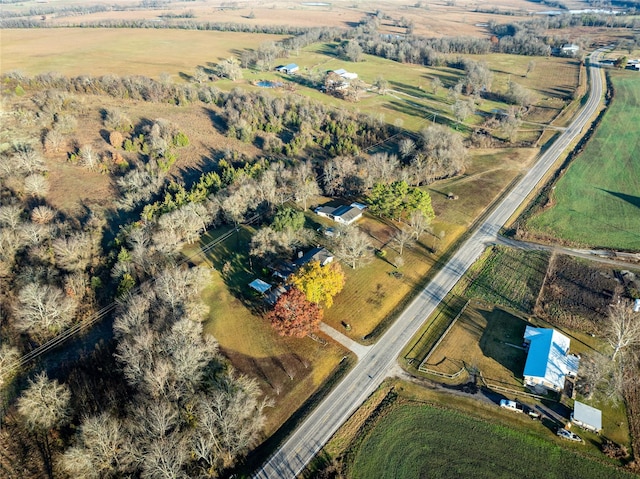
269 46 580 133
474 53 582 104
429 148 538 228
350 399 634 479
424 305 528 388
464 246 549 313
0 28 286 78
527 73 640 251
184 228 348 436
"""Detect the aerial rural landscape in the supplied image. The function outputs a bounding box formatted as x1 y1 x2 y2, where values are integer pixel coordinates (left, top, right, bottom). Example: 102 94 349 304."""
0 0 639 478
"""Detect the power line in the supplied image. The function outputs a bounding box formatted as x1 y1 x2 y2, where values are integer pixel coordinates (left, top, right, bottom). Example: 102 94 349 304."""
6 131 407 374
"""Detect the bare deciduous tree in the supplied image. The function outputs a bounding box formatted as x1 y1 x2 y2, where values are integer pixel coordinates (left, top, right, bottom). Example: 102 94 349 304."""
53 233 93 272
18 372 71 431
398 138 416 158
0 343 19 391
43 128 65 154
408 209 432 240
79 145 99 170
361 152 399 189
606 300 640 361
24 174 50 197
335 225 373 269
391 226 415 256
13 144 46 175
31 205 56 224
15 283 77 342
61 412 135 478
292 161 320 210
0 205 24 231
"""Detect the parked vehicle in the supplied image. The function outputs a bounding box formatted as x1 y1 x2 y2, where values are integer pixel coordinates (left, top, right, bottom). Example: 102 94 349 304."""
500 399 524 413
317 226 340 238
557 428 583 443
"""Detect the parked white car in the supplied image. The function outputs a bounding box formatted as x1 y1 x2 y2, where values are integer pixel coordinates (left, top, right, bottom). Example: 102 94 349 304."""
557 428 583 443
500 399 524 413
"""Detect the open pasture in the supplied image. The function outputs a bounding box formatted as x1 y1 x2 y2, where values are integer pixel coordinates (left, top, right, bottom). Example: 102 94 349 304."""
350 400 634 479
4 0 545 38
423 304 528 389
527 73 640 251
0 28 286 78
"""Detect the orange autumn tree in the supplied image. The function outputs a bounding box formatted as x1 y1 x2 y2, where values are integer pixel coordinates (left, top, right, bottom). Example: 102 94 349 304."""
268 287 322 338
289 260 345 308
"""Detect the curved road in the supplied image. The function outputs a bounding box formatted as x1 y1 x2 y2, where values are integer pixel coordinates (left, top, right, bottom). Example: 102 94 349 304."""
253 48 607 479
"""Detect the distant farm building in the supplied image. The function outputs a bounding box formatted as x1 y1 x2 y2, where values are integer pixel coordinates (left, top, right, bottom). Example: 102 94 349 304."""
559 44 580 57
276 63 299 74
522 326 580 394
314 203 366 225
332 68 358 80
571 401 602 433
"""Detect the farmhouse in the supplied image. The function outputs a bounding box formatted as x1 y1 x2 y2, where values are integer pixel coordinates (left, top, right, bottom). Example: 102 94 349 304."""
571 401 602 433
314 203 366 225
332 68 358 80
271 247 334 281
522 326 580 394
557 43 580 57
296 246 334 267
276 63 299 74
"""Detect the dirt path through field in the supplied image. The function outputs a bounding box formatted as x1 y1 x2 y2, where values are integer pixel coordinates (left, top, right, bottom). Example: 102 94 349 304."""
497 236 640 268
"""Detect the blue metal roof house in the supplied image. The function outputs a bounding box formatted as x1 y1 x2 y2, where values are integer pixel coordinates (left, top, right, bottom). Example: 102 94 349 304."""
523 326 580 393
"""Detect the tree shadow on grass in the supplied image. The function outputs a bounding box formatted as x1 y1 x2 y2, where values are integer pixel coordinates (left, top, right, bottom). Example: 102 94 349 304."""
477 307 528 378
598 188 640 209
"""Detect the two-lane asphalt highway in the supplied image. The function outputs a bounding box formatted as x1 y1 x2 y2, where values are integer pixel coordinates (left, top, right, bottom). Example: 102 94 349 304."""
253 48 607 479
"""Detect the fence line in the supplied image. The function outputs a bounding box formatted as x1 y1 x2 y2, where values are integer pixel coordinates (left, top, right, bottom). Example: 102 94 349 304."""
418 300 470 372
418 366 466 379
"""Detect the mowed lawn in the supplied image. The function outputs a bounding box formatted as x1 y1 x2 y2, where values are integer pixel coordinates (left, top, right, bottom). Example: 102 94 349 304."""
184 228 349 436
424 305 528 388
528 73 640 251
0 28 286 78
350 403 635 479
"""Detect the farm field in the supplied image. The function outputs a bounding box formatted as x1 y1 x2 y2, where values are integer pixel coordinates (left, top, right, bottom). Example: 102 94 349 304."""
464 246 549 314
1 29 581 136
0 29 286 78
536 253 640 335
1 0 547 38
349 398 634 479
527 73 640 251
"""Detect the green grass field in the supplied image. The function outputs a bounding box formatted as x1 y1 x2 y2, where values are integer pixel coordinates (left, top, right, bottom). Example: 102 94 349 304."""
350 402 634 479
424 305 528 387
465 246 549 313
527 73 640 251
